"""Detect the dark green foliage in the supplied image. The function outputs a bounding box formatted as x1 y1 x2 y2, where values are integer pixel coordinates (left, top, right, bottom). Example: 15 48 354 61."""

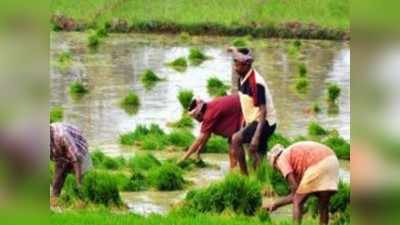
177 159 207 170
312 102 322 114
267 164 290 196
257 209 271 223
305 182 350 225
69 81 88 96
298 63 307 77
96 27 108 38
169 114 194 128
207 77 230 97
204 135 229 153
167 129 195 148
168 57 188 72
177 89 194 110
308 121 328 137
50 106 63 123
295 77 309 94
267 133 292 150
60 174 82 204
119 126 145 145
323 135 350 160
91 150 125 170
123 171 148 191
120 91 140 115
148 162 185 191
327 83 341 103
293 40 302 48
140 69 163 90
81 170 122 206
188 48 208 65
185 173 262 215
87 31 101 48
128 153 161 172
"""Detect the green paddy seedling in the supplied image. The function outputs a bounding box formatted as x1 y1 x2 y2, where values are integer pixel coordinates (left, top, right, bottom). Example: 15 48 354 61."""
120 91 140 115
188 48 209 65
168 57 188 72
177 89 194 110
50 106 64 123
140 69 164 90
207 77 230 97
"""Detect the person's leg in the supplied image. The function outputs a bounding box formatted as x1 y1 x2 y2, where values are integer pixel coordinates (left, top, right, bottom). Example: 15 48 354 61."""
292 193 309 224
317 191 334 225
228 141 238 169
231 131 248 175
51 160 72 197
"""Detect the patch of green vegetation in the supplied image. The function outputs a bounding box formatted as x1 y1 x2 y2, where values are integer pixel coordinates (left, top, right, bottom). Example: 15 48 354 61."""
232 37 248 48
120 91 140 115
141 133 169 150
257 209 272 223
52 0 349 40
311 102 321 114
323 134 350 160
204 135 229 153
308 121 328 137
179 32 191 42
298 63 307 77
123 171 148 191
60 170 122 206
69 81 88 97
267 133 292 150
87 30 101 49
169 114 194 129
185 173 262 215
81 170 122 206
327 82 341 103
148 162 185 191
50 106 63 123
168 57 188 72
188 48 209 65
294 77 309 94
57 51 73 69
119 124 150 145
128 152 161 172
51 209 321 225
140 69 164 90
305 181 350 225
177 89 194 110
268 164 290 196
167 129 195 148
90 149 126 170
177 158 208 170
207 77 230 97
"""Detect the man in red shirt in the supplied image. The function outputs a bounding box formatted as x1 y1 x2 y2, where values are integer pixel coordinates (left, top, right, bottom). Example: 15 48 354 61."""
179 95 242 168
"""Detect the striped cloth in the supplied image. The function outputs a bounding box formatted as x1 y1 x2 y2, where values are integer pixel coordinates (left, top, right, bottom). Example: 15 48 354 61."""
50 122 89 164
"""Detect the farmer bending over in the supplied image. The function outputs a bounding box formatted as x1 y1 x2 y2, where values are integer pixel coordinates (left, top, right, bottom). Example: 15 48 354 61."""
228 47 277 174
50 122 92 205
265 141 340 225
179 95 242 168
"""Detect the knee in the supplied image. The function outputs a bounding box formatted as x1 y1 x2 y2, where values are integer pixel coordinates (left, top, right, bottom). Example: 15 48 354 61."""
231 133 242 146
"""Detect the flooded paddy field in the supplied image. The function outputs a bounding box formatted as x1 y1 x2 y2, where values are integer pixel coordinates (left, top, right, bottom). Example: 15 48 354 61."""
50 32 350 215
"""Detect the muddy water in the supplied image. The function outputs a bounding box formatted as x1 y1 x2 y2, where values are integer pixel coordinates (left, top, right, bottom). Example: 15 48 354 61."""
50 32 350 215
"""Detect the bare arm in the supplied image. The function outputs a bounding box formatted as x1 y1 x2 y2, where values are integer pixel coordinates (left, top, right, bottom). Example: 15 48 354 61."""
72 161 82 185
268 173 298 210
180 132 210 161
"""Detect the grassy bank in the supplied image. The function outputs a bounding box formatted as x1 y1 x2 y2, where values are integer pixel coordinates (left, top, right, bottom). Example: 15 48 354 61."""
51 0 349 40
50 210 319 225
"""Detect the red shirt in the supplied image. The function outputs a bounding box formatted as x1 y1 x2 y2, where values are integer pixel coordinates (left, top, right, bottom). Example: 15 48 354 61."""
200 95 242 138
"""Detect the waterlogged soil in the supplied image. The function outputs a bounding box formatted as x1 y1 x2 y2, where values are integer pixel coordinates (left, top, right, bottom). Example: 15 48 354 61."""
50 32 350 215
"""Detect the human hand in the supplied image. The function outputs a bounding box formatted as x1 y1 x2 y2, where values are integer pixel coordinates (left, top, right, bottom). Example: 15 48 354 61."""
264 203 277 212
